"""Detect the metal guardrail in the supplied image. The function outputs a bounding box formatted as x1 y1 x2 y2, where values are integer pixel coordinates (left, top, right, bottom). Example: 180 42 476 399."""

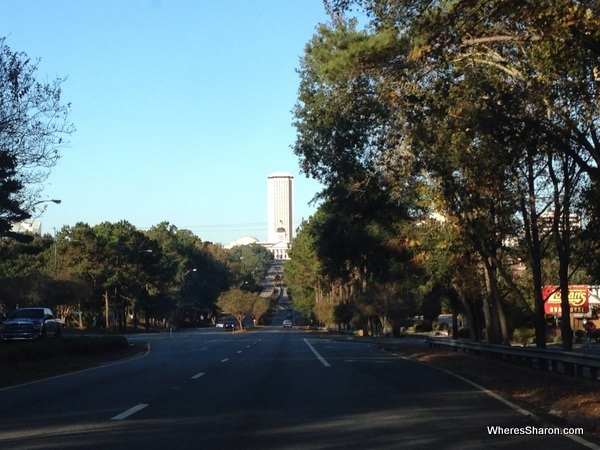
425 338 600 381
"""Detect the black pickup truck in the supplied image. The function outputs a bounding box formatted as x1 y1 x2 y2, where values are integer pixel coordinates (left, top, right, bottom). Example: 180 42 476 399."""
0 307 63 340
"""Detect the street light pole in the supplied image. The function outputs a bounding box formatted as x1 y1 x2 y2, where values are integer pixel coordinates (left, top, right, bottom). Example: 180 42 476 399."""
33 199 61 206
53 227 57 280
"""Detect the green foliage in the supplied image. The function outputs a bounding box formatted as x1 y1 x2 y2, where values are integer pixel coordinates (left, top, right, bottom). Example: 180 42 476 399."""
290 1 600 348
0 219 242 330
284 218 323 317
0 150 27 237
252 296 270 325
216 289 263 330
313 301 335 327
0 340 64 363
0 37 74 237
227 244 272 288
512 327 535 347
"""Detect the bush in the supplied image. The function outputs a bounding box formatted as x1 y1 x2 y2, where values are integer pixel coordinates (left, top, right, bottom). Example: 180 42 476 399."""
63 336 128 356
545 327 559 343
0 340 65 363
0 336 129 362
512 327 535 347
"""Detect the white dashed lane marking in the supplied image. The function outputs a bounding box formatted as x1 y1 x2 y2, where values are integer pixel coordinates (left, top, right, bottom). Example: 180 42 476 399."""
111 404 149 421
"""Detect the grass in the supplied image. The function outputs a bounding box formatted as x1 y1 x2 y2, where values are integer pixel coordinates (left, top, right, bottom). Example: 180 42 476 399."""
0 336 146 388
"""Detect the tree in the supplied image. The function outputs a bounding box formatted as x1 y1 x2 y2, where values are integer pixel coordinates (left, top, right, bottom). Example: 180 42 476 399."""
146 222 230 328
0 37 74 234
293 2 600 349
284 218 323 318
0 150 28 239
55 221 156 331
216 289 261 331
252 296 270 326
322 1 600 348
227 244 272 288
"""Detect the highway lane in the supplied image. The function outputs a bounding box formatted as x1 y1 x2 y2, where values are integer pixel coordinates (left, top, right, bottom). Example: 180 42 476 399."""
0 326 596 449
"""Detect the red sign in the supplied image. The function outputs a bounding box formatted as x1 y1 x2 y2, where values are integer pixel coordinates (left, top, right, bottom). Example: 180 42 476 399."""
584 322 597 334
543 286 589 315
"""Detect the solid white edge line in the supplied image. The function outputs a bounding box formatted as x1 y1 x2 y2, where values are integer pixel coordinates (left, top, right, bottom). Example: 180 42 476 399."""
111 403 149 421
394 354 600 450
303 338 331 367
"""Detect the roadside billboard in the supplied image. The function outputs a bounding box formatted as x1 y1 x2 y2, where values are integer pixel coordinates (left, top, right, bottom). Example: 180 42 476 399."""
543 285 589 315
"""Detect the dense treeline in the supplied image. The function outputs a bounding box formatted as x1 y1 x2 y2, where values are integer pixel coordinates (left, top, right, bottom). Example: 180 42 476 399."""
0 220 272 331
285 0 600 350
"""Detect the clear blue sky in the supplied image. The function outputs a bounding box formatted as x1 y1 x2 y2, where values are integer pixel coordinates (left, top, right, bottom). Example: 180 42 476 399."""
0 0 335 245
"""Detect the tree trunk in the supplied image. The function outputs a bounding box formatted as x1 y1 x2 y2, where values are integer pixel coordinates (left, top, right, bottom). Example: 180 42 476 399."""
104 290 110 329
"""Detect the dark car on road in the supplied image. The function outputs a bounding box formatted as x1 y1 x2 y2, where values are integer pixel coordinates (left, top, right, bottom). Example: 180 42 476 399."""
223 321 237 330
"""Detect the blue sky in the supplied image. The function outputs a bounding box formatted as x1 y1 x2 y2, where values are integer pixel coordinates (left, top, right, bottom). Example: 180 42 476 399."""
0 0 335 245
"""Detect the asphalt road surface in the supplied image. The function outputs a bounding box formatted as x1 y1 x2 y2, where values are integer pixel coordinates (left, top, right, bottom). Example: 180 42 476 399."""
0 310 596 449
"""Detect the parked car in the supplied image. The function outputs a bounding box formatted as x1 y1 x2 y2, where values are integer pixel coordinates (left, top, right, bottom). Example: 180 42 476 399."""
283 319 292 328
0 307 63 340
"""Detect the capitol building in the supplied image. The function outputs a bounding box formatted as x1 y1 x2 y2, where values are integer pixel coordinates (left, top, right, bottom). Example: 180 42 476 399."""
228 172 294 260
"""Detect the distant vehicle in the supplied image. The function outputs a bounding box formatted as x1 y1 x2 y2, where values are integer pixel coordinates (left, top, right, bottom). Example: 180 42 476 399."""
215 321 225 328
282 319 292 328
0 307 63 340
223 321 237 330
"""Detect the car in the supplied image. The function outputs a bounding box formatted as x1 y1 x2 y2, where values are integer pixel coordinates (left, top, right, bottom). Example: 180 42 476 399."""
223 321 237 330
0 307 63 340
282 319 292 328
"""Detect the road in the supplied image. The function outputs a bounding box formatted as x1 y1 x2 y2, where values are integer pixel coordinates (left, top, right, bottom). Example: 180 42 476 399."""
0 309 596 449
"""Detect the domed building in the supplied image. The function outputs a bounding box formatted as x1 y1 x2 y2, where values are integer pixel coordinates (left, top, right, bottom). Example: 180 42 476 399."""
227 172 294 259
226 236 260 249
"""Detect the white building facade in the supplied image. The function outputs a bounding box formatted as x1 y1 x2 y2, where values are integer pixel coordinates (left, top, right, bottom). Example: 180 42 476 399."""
266 172 294 259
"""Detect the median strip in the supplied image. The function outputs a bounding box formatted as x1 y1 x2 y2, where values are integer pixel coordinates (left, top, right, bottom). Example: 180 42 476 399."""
111 403 149 420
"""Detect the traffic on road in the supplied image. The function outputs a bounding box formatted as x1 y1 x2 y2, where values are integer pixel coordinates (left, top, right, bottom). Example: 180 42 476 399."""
0 313 596 449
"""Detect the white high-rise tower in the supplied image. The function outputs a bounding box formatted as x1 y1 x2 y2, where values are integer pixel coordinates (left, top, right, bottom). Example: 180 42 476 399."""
267 172 294 245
